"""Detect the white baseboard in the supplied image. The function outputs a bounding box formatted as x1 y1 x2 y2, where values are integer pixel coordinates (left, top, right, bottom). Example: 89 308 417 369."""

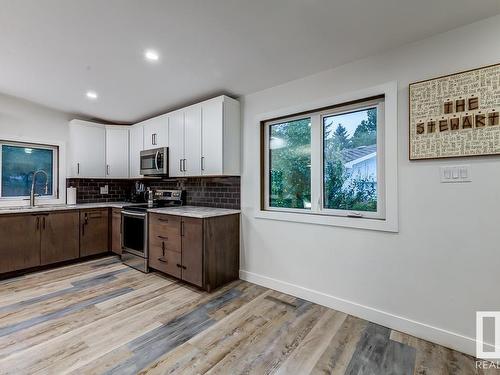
240 269 480 357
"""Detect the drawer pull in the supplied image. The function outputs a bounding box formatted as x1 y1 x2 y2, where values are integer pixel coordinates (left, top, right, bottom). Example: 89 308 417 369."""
158 235 168 240
158 257 167 263
158 218 169 222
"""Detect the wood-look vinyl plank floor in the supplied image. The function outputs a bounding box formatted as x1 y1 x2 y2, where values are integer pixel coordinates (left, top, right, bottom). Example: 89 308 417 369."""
0 256 487 374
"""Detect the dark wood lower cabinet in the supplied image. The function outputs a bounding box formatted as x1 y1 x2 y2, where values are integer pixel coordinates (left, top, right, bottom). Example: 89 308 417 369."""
80 208 109 257
0 207 113 276
41 211 79 265
0 214 40 273
148 213 240 291
110 208 122 255
181 217 203 287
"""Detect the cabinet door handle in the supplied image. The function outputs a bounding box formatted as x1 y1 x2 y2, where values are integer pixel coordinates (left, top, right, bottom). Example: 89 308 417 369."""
82 213 88 236
42 217 46 230
176 263 182 268
36 217 40 231
183 159 187 172
180 221 185 237
161 241 165 256
106 165 110 175
201 156 205 171
182 265 187 270
77 163 80 175
179 159 183 172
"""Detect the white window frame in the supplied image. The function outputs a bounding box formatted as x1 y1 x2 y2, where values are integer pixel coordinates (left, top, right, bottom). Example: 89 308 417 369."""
319 99 385 220
256 81 398 233
0 140 59 203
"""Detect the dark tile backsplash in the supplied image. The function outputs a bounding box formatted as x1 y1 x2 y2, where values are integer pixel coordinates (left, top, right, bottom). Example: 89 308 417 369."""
66 179 131 203
66 176 240 209
148 177 240 209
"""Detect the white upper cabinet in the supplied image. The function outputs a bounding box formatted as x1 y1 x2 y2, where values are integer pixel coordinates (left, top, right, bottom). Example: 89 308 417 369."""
201 96 240 176
167 96 240 178
168 110 185 177
129 124 144 178
105 126 129 178
201 98 224 175
143 114 168 149
184 104 202 176
68 120 106 178
68 95 240 180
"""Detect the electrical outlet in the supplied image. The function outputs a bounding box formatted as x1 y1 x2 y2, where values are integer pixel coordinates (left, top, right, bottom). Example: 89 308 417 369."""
100 185 109 194
440 165 471 183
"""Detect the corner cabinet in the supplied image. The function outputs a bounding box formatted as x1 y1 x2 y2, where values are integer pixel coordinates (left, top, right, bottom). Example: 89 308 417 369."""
68 120 130 179
148 213 240 291
105 126 129 178
80 208 109 257
168 96 240 177
129 124 144 178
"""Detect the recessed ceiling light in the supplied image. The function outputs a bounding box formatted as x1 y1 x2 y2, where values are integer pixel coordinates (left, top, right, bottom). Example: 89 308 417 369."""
144 49 159 62
86 91 98 100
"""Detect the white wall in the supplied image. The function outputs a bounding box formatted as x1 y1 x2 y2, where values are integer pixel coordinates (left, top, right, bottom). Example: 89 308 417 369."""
0 93 71 143
0 93 71 205
240 14 500 356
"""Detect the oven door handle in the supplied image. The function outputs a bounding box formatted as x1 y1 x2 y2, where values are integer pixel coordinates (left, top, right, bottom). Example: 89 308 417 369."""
122 211 147 218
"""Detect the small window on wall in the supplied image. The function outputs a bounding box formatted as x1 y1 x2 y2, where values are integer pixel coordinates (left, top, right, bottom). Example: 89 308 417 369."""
0 141 58 199
263 96 385 219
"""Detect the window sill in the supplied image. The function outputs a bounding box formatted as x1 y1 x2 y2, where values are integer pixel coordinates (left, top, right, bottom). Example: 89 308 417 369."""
0 197 65 209
254 209 398 233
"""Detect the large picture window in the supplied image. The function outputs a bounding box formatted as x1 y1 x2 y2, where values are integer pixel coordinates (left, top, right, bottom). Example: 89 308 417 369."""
0 141 58 200
263 96 385 219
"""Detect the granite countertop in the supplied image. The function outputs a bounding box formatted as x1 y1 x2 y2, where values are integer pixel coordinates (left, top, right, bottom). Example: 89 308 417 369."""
0 202 240 218
147 205 241 218
0 202 134 215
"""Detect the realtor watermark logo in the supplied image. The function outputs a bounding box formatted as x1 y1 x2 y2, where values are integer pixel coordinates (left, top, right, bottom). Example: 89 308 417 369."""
476 311 500 370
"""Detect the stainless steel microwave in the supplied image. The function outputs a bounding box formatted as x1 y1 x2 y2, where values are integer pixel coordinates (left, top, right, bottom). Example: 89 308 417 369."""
140 147 168 176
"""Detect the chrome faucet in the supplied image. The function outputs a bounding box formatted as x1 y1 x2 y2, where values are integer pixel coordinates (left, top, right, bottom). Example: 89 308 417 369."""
29 170 49 207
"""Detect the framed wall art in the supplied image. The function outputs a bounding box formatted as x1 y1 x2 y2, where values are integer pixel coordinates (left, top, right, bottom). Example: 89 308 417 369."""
409 63 500 160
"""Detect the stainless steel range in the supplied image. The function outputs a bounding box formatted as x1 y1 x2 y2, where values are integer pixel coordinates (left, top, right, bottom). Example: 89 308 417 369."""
121 189 185 272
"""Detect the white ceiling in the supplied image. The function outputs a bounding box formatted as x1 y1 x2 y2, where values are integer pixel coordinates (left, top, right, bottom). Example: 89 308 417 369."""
0 0 499 123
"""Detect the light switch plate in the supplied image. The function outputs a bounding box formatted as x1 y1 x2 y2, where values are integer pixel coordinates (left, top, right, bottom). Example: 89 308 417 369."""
440 165 471 183
100 185 109 194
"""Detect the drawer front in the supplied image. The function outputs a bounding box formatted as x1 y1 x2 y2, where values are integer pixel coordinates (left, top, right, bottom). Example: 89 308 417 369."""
149 214 181 252
150 233 181 253
149 242 181 278
149 214 181 233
